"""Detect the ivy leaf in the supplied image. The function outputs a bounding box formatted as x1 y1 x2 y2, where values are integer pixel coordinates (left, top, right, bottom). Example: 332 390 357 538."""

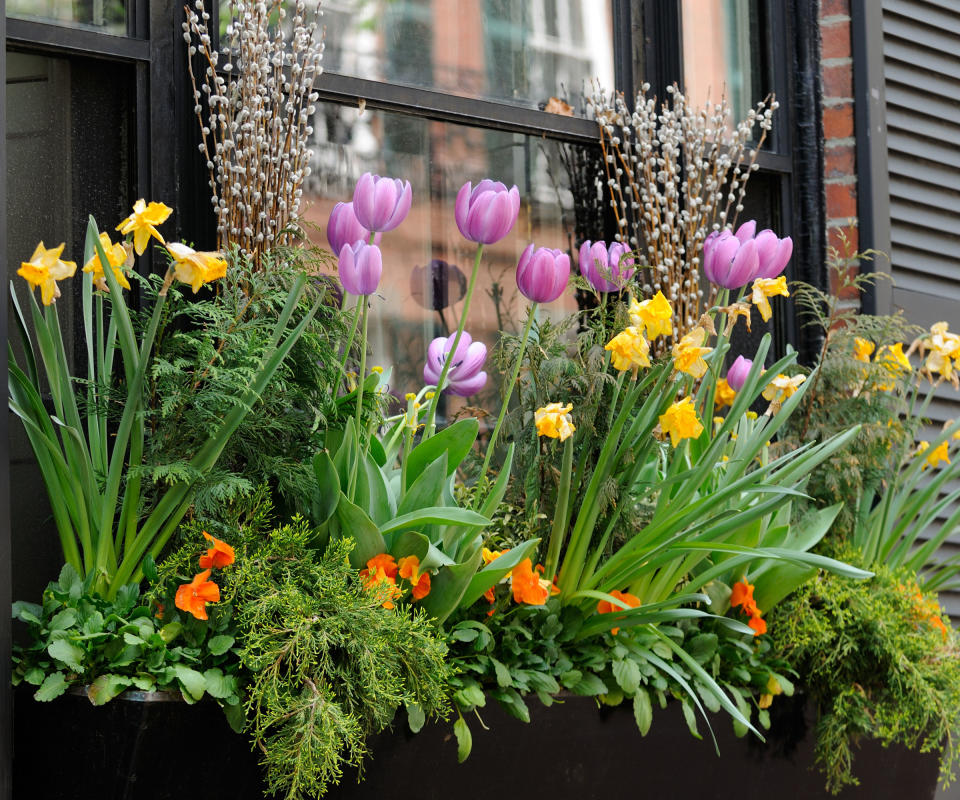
454 716 472 763
47 638 85 673
34 672 68 702
633 688 653 736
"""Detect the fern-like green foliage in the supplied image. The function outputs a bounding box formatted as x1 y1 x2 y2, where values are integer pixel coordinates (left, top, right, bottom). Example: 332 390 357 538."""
770 564 960 794
135 246 371 530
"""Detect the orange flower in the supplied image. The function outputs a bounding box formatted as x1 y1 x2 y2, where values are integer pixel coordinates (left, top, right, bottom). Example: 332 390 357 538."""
483 585 496 604
929 615 949 642
596 589 641 635
198 532 235 569
730 579 760 618
397 555 432 601
748 615 767 636
174 569 220 620
511 559 549 605
361 553 398 580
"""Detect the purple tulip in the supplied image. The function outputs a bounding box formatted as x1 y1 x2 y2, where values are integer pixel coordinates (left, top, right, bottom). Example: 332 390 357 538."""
327 201 381 254
578 240 636 293
423 331 488 396
352 173 412 233
338 241 382 296
702 220 793 288
455 180 521 245
726 355 753 391
516 244 570 303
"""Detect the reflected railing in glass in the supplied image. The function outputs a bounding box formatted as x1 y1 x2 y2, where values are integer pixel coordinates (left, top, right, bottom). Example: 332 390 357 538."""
8 0 128 35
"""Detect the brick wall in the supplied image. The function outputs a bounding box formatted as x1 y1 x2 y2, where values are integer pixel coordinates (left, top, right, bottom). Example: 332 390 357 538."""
820 0 858 300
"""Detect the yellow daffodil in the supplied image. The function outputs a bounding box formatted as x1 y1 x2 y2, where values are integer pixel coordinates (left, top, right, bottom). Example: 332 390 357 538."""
659 396 704 447
853 337 875 363
605 326 651 372
535 402 576 442
116 199 172 255
82 233 131 292
750 276 789 323
482 548 506 565
18 242 77 305
672 326 712 378
628 291 673 339
924 322 960 380
165 243 228 293
875 342 911 390
762 373 806 414
918 440 950 470
714 378 736 409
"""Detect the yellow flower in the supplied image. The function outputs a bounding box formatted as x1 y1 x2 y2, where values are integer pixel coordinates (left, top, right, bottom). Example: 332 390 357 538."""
918 440 950 470
875 342 911 389
762 373 806 414
165 243 228 293
853 337 874 363
714 378 736 409
116 199 172 255
371 365 384 374
535 402 576 442
750 276 789 323
17 242 77 305
482 547 506 565
672 326 712 378
659 396 704 447
628 291 673 339
82 233 131 292
924 322 960 380
605 326 651 371
746 410 758 420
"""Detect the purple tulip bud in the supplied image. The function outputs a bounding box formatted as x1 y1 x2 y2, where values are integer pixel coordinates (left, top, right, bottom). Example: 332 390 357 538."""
702 221 793 288
338 242 382 296
327 201 381 254
578 240 636 293
352 173 412 233
726 355 753 391
455 180 521 244
423 331 488 396
516 244 570 303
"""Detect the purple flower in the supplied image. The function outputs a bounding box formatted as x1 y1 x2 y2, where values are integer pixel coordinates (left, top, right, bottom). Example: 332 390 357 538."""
702 221 793 288
578 240 635 293
338 242 382 296
516 244 570 303
726 355 753 391
423 331 488 396
352 173 412 233
327 201 380 254
455 180 521 244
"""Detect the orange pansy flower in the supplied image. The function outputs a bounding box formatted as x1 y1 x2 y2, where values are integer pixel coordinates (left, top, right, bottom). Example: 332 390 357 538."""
511 559 550 605
596 589 642 635
174 569 220 620
748 615 767 636
730 579 760 617
198 531 235 569
362 553 398 580
397 555 432 601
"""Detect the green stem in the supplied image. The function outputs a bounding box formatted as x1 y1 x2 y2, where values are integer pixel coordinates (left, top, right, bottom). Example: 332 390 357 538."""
424 244 484 437
543 434 574 582
474 303 538 500
338 295 361 387
348 298 370 500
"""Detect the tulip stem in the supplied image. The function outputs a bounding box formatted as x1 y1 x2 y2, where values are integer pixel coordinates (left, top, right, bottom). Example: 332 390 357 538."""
424 243 484 438
339 293 362 389
474 303 538 501
348 297 370 500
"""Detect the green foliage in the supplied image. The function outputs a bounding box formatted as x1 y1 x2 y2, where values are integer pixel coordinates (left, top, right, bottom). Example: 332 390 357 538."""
770 564 960 793
156 497 452 800
11 564 240 709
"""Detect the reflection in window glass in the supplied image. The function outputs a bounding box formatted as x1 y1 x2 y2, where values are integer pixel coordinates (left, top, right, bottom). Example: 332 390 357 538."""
681 0 762 123
303 104 584 423
7 0 127 35
320 0 614 112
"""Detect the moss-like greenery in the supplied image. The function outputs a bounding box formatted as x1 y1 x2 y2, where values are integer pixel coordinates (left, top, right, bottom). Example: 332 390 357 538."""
769 564 960 793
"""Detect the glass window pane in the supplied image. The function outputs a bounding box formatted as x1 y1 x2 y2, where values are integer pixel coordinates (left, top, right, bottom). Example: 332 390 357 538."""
681 0 764 123
321 0 614 112
7 0 128 35
304 104 586 423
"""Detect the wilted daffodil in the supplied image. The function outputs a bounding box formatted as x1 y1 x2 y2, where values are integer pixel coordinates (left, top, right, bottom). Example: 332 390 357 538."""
82 232 131 292
750 276 789 323
672 326 712 378
605 326 651 372
659 396 704 447
535 402 576 442
117 199 172 255
917 440 950 471
762 373 806 414
923 322 960 381
165 243 228 293
853 337 875 363
18 242 77 305
628 291 673 339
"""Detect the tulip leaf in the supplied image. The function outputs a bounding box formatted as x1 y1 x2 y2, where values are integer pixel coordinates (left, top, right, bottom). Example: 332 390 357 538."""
418 550 483 623
397 453 446 516
331 420 357 489
406 418 478 486
311 451 341 525
459 538 541 608
353 452 394 525
331 491 385 568
389 530 454 570
378 507 490 537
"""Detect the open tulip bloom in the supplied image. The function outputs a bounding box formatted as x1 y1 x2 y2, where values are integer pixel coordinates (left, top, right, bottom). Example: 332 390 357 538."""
423 331 488 397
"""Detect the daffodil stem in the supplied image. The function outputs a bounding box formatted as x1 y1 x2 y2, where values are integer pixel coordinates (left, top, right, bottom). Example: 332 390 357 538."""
474 304 538 503
543 434 574 582
348 297 370 500
424 243 484 438
339 294 362 389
